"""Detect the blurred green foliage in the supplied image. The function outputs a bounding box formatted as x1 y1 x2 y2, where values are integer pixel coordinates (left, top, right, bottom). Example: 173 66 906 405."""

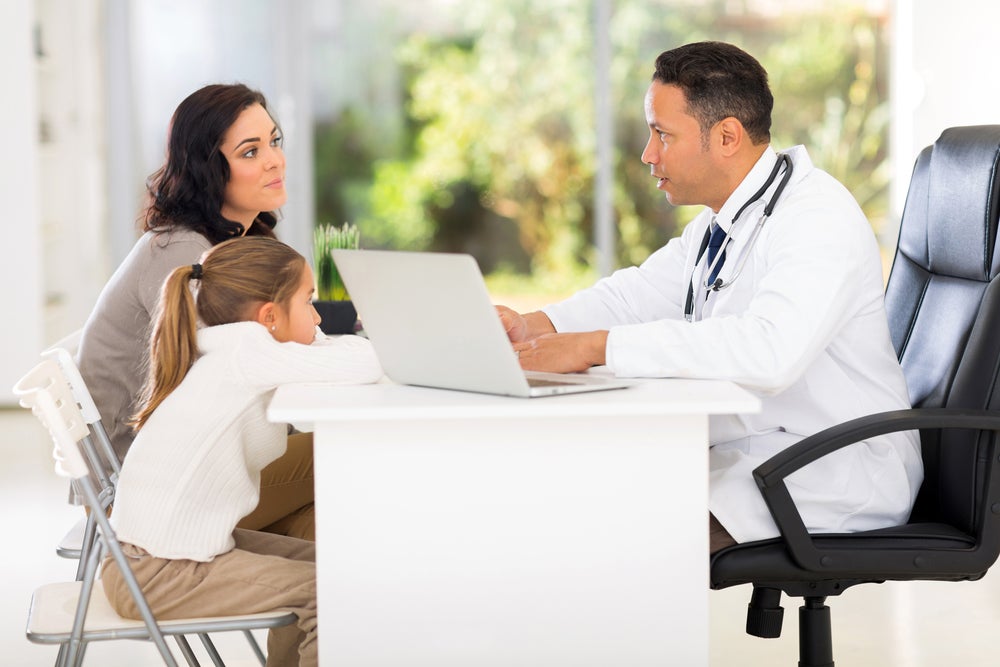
313 0 889 283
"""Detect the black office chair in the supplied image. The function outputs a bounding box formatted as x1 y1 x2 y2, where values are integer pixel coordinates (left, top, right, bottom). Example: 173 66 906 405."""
709 125 1000 667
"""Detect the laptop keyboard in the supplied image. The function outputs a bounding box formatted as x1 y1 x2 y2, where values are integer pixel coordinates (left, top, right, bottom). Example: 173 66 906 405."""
527 377 581 388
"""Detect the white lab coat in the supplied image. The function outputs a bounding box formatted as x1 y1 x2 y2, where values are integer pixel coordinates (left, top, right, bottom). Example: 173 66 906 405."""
543 146 922 543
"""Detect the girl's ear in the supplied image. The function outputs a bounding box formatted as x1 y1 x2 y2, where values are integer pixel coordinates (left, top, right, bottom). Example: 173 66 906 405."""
254 302 278 329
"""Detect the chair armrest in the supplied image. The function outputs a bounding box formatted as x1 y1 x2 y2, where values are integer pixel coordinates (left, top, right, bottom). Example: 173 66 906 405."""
752 408 1000 570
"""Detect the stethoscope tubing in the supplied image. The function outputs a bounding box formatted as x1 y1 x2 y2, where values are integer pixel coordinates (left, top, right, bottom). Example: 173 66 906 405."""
683 153 793 321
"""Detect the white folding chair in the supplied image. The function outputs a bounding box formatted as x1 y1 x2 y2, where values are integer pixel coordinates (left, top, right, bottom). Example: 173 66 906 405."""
41 331 273 662
15 359 297 667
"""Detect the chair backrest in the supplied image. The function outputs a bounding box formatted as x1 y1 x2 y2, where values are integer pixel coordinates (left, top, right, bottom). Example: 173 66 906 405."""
885 125 1000 531
14 359 93 481
41 329 121 479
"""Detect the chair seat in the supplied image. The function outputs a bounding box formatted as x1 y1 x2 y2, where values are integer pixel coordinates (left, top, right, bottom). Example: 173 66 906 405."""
27 581 297 644
56 516 87 559
711 522 980 593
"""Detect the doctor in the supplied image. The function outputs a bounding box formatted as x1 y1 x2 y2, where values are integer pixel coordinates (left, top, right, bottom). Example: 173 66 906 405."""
497 41 922 552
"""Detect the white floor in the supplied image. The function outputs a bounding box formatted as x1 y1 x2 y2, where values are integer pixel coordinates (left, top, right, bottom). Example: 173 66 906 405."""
3 406 999 666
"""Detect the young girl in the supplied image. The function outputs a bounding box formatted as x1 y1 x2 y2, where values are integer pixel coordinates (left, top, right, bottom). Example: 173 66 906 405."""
101 236 382 667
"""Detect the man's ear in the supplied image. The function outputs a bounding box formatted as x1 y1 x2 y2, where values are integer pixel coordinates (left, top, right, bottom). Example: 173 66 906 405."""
254 301 278 328
716 117 744 156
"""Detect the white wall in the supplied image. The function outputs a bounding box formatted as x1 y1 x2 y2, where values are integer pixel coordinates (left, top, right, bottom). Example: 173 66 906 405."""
36 0 108 346
124 0 314 260
0 0 43 404
890 1 1000 219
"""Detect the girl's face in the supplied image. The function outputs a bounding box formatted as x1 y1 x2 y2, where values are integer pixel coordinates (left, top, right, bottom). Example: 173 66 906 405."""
270 264 322 345
219 103 287 229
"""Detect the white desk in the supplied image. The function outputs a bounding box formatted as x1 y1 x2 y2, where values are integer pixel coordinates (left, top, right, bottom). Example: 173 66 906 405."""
269 378 759 666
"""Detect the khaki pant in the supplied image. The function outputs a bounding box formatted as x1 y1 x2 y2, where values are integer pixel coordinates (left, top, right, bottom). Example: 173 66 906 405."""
101 529 316 667
238 432 315 540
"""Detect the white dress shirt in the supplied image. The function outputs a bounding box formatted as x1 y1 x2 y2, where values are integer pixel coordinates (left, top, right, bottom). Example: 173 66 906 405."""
543 146 923 543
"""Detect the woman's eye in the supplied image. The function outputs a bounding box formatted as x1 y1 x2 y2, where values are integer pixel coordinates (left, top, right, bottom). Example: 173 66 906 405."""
241 147 258 159
271 135 283 147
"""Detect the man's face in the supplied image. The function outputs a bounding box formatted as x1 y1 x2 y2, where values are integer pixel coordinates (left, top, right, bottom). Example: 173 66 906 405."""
641 81 725 211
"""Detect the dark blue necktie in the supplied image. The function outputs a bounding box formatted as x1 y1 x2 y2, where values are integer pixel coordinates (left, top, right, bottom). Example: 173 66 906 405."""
706 220 727 287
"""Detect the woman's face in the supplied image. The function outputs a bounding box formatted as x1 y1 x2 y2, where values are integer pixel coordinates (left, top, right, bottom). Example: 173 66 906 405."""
219 103 287 229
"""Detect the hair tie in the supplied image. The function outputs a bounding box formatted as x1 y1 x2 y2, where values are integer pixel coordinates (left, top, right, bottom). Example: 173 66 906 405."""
190 263 203 280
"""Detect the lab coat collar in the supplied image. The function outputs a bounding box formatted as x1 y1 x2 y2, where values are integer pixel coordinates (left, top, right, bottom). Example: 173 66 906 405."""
713 145 812 233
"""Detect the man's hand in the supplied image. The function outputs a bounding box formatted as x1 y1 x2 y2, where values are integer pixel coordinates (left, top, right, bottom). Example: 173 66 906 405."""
513 331 609 373
495 306 556 342
496 305 529 342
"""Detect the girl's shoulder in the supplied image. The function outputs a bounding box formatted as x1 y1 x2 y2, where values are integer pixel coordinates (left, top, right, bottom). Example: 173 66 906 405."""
197 321 266 347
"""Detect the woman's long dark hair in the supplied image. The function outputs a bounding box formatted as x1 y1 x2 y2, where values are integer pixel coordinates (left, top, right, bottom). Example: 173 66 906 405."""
144 83 279 243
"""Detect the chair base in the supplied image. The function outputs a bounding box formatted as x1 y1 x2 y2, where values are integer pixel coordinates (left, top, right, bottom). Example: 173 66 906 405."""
798 597 834 667
746 587 784 638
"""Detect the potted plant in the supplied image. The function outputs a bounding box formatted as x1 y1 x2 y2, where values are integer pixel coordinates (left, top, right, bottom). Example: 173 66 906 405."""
313 222 360 334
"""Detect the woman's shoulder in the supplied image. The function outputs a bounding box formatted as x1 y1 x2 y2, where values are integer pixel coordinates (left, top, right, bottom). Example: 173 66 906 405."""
145 227 213 252
129 228 212 274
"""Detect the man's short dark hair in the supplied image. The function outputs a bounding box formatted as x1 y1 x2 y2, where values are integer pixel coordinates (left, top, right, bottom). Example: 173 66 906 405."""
653 41 772 146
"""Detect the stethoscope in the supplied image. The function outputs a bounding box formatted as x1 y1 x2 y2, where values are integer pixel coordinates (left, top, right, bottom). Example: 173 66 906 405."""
683 153 793 322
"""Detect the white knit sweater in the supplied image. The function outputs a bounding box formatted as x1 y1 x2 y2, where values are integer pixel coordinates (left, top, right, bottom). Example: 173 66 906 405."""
111 321 383 561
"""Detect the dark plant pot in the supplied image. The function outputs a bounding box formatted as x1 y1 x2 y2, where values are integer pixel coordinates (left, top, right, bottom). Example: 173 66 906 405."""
314 300 358 335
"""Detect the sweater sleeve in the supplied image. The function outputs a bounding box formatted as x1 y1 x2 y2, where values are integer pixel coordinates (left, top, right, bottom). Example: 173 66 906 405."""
227 323 384 390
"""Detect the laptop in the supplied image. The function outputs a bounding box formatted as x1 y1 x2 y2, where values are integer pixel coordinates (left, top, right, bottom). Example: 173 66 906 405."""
331 249 632 398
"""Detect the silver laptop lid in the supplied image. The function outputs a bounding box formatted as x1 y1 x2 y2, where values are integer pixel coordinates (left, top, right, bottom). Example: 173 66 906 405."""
331 249 534 396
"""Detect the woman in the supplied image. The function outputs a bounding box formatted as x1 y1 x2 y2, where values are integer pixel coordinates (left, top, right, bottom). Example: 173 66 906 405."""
78 83 317 539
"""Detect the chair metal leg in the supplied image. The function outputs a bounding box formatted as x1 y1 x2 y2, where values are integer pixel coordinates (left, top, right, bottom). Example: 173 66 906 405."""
174 635 202 666
798 596 834 667
74 513 98 582
243 629 267 665
65 542 103 667
53 641 69 667
197 634 225 667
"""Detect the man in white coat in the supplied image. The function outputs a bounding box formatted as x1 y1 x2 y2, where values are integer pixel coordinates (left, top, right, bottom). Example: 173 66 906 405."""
498 41 922 552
